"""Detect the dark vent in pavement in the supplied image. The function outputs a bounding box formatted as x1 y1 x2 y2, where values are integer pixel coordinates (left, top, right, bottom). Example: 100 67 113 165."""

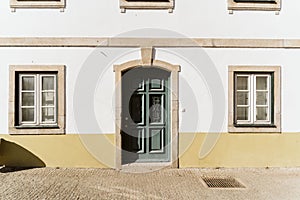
202 177 245 188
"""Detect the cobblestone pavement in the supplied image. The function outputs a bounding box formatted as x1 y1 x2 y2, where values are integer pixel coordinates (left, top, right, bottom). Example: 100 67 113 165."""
0 167 300 200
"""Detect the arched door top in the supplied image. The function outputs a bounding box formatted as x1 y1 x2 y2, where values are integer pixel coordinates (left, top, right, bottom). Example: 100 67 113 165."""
114 59 181 73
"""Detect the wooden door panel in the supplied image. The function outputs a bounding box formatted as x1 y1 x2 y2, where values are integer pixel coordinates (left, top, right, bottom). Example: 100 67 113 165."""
121 67 170 164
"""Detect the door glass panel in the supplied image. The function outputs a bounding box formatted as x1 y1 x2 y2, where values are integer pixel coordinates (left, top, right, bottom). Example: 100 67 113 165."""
149 94 163 123
150 128 163 152
42 76 55 90
22 92 35 106
237 76 248 90
129 94 143 124
42 92 55 106
42 107 55 122
237 107 248 121
256 107 268 121
256 77 268 90
22 76 35 90
22 108 34 122
150 79 163 90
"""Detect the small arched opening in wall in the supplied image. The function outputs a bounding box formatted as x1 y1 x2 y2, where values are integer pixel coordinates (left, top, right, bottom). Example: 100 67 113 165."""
114 53 180 170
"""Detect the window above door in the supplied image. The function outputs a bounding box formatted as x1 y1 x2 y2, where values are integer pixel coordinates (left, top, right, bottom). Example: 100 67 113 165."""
227 0 281 14
119 0 174 13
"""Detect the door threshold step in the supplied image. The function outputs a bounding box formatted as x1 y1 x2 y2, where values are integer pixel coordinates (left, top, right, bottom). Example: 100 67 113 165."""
121 162 172 173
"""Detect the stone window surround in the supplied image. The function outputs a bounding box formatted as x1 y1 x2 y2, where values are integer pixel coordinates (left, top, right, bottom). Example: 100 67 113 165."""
9 65 66 135
119 0 174 13
227 0 281 13
228 65 281 133
10 0 65 11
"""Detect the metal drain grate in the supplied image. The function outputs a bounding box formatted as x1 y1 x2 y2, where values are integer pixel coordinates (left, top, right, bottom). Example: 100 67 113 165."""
202 177 245 188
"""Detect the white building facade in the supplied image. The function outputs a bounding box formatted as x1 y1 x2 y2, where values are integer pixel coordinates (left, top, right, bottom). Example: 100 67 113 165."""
0 0 300 168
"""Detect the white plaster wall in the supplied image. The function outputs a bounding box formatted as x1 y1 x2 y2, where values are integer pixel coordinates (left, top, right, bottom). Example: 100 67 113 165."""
0 48 300 134
0 0 299 38
0 48 94 134
205 48 300 133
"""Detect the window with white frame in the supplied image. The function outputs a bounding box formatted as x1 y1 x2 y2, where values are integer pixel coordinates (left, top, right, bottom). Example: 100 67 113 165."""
119 0 174 13
235 73 272 125
228 66 281 133
227 0 281 13
19 73 57 126
9 65 65 135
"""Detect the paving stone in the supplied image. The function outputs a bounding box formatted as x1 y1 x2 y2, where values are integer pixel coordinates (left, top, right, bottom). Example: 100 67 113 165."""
0 167 300 200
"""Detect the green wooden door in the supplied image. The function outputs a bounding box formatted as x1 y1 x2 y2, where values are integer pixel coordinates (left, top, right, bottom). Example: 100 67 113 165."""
121 67 170 164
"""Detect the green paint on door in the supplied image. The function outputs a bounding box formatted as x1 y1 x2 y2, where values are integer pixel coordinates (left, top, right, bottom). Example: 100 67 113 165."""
121 67 170 164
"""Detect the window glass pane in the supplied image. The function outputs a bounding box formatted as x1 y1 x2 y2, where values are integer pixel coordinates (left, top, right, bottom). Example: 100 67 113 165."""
237 92 248 105
256 107 268 121
256 91 268 105
22 108 34 122
237 107 248 121
42 76 55 90
256 77 268 90
42 92 55 106
237 76 248 90
42 107 55 122
22 92 35 106
22 77 35 90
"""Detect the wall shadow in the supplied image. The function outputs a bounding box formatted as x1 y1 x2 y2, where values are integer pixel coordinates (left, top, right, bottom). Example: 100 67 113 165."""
0 138 45 170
